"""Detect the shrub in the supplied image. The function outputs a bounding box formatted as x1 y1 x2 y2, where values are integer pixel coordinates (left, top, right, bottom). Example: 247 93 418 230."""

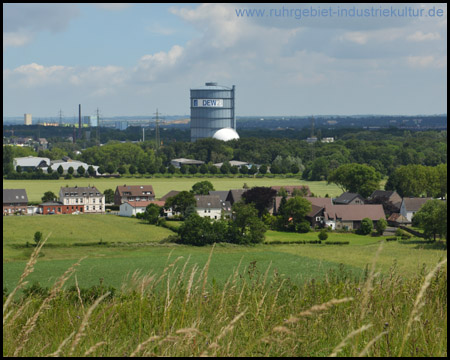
318 229 328 241
324 240 350 245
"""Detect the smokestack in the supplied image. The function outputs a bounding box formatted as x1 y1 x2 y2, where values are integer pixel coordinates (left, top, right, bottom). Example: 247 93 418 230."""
78 104 82 139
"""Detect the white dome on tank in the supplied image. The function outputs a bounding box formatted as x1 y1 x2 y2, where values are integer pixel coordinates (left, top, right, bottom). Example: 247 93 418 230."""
212 128 240 141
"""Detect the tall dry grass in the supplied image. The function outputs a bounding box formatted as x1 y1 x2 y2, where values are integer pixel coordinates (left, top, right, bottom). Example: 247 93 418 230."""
2 238 447 357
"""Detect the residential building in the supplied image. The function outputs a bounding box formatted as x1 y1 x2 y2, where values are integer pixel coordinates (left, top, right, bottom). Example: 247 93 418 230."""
195 195 222 219
59 186 105 213
368 190 403 216
119 201 152 217
114 185 156 205
3 189 28 215
226 189 247 205
159 190 180 201
327 204 386 231
271 185 311 197
400 197 433 222
39 201 84 215
209 190 229 202
387 213 410 226
333 192 365 205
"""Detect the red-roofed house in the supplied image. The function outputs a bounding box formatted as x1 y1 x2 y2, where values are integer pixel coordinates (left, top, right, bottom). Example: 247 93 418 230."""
114 185 155 205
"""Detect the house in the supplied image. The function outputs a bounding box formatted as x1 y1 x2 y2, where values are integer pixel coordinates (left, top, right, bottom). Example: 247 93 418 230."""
226 189 247 205
160 190 180 201
327 204 386 231
306 204 327 229
59 186 105 213
13 156 50 171
209 190 229 202
333 192 365 205
400 197 433 222
119 201 152 217
39 201 84 215
3 189 28 215
195 195 222 219
387 213 410 226
368 190 403 215
114 185 156 205
271 185 311 197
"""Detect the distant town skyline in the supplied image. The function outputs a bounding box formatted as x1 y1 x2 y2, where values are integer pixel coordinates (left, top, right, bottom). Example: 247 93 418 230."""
3 3 447 118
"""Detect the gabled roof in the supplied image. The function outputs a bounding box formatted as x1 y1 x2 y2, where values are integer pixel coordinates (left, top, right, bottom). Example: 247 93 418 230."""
209 190 229 202
60 186 102 197
370 190 396 199
307 204 325 218
334 192 365 204
116 185 154 197
195 195 222 209
3 189 28 204
387 213 409 223
160 190 180 201
226 189 247 204
327 204 385 221
122 201 154 208
402 197 433 212
271 185 311 196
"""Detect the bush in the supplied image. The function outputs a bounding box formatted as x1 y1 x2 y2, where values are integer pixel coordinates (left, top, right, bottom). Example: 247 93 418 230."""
318 229 328 241
386 237 398 242
324 240 350 245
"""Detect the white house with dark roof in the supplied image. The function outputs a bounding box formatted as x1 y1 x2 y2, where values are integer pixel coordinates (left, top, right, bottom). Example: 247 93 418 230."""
195 195 222 219
59 186 105 213
400 197 433 222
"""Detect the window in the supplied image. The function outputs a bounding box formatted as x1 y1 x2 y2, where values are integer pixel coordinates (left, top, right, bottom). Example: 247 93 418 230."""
58 208 61 212
76 198 78 203
93 206 96 210
93 199 96 203
86 206 89 210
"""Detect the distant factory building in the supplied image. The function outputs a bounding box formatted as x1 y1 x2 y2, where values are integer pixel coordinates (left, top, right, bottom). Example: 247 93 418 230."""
24 113 32 125
190 82 237 142
170 158 205 168
84 116 98 127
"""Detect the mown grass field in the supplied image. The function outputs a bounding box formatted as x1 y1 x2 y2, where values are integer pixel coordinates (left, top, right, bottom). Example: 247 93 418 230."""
3 177 344 202
3 214 446 292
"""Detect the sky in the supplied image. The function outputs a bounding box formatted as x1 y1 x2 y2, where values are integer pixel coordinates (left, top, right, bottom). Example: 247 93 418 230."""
3 3 447 118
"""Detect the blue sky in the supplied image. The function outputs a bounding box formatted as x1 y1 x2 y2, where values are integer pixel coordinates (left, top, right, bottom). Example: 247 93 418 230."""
3 3 447 117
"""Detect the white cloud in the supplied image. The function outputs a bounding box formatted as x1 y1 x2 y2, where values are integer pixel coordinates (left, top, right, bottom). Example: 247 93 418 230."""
3 31 33 49
407 31 441 42
146 23 176 36
339 31 368 45
407 55 446 68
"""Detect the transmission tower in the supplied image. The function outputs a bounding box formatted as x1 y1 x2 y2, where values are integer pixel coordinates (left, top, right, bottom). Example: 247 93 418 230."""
154 109 161 150
58 109 64 126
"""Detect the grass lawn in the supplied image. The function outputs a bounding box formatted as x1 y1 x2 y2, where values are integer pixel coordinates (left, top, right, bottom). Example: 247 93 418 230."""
3 177 344 203
3 214 446 297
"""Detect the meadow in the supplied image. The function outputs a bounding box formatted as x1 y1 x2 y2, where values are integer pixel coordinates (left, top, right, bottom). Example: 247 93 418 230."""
3 235 447 357
3 177 343 203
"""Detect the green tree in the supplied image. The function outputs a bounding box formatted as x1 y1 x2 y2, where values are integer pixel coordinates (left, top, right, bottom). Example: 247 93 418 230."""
34 231 43 245
242 186 277 217
168 164 176 174
144 203 161 224
328 163 381 198
191 180 215 195
106 163 116 175
165 191 196 218
199 164 208 174
57 165 64 176
180 164 188 174
188 165 198 175
41 191 57 203
258 165 268 175
359 218 373 235
318 229 328 241
67 167 74 175
231 202 267 244
239 166 249 175
117 165 126 175
375 218 387 236
281 196 312 231
208 164 218 174
412 200 447 241
88 165 96 177
77 166 85 176
230 166 239 174
129 164 137 175
16 165 22 174
97 166 105 175
104 189 115 204
220 161 231 174
178 213 214 246
47 166 53 174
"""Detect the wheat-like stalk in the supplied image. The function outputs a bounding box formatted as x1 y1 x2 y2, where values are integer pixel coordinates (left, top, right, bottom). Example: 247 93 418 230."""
68 291 111 356
13 256 86 356
47 331 75 357
129 335 161 357
398 258 447 357
329 324 373 357
83 340 107 356
357 330 388 357
3 232 50 321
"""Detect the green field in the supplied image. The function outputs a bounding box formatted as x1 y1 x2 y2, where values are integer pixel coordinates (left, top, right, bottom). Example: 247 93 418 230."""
3 177 344 202
3 215 446 293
